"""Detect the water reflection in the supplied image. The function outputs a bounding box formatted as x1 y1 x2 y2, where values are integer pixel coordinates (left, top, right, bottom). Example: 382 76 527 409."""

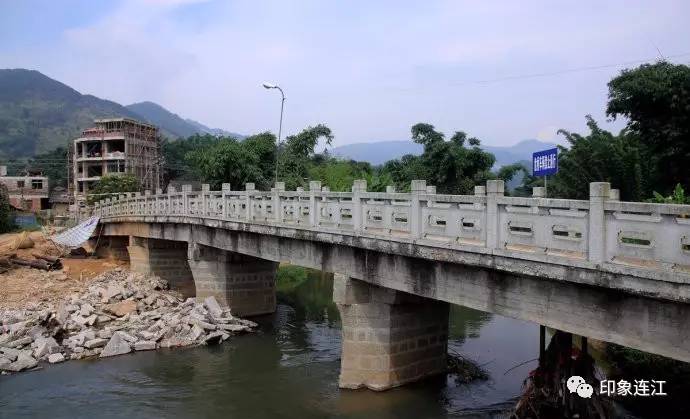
0 267 538 419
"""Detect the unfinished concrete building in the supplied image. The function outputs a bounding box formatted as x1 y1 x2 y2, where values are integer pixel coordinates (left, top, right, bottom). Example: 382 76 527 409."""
73 118 160 205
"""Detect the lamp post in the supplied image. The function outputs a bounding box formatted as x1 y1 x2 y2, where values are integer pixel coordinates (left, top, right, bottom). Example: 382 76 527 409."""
262 82 285 185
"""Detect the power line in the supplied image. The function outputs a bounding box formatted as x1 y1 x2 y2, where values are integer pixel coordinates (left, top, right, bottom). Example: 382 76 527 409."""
387 52 690 92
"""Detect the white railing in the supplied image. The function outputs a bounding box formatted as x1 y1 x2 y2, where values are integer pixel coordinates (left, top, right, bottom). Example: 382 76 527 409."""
94 180 690 276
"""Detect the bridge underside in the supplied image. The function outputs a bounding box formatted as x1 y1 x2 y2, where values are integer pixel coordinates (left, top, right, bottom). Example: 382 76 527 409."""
98 220 690 367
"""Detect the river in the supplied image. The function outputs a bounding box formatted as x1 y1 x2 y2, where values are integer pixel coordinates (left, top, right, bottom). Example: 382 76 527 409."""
0 269 539 418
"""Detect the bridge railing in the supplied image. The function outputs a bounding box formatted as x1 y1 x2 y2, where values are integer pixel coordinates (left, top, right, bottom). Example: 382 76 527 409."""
94 180 690 277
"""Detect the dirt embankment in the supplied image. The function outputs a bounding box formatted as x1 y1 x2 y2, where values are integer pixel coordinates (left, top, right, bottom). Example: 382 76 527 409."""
0 231 127 310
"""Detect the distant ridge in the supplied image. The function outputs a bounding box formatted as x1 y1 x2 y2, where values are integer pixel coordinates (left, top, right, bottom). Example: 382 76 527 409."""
331 139 557 168
126 101 244 140
0 68 241 158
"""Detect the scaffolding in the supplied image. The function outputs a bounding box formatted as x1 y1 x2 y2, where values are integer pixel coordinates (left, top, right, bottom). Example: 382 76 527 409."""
73 118 161 205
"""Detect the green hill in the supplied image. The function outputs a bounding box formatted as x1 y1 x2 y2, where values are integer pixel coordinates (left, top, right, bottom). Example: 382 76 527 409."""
0 69 141 158
126 101 244 139
0 69 241 159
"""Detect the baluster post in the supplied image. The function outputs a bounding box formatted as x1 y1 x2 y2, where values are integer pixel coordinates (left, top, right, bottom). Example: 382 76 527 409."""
352 179 367 233
588 182 610 264
309 181 321 227
486 180 504 249
245 183 255 221
221 183 231 219
182 185 192 215
273 182 285 223
410 180 426 239
201 184 210 216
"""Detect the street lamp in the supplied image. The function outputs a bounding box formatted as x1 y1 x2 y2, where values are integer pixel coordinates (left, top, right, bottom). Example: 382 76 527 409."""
262 82 285 185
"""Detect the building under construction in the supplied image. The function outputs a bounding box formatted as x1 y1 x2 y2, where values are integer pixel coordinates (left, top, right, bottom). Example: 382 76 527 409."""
72 118 160 205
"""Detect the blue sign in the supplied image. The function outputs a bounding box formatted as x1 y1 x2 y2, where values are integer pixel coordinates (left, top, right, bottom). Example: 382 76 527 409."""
532 148 558 176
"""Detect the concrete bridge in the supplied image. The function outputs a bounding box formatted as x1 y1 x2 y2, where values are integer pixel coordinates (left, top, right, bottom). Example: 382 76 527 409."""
92 179 690 390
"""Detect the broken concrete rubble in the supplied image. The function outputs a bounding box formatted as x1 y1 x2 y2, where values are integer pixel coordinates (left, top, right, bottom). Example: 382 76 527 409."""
0 269 256 373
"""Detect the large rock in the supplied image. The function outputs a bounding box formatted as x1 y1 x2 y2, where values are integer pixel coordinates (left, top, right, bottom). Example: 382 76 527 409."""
80 303 95 317
0 356 10 370
48 353 65 364
104 300 138 317
204 296 224 318
103 285 124 301
3 354 38 372
33 337 60 358
84 338 108 349
217 324 250 333
0 347 21 361
7 336 32 348
134 341 156 351
99 332 132 358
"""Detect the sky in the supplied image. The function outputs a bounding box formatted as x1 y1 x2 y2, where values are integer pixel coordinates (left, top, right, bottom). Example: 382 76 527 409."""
1 0 690 148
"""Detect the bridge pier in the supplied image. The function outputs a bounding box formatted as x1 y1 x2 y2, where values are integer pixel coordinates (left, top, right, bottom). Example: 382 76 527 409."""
187 243 277 316
94 235 130 262
127 236 196 298
333 274 449 391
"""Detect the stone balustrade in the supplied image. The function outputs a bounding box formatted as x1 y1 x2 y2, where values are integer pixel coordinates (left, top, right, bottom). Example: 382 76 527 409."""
94 179 690 279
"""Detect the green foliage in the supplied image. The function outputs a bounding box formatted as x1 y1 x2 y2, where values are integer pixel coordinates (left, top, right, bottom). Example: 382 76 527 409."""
0 185 14 233
87 174 139 204
382 123 495 194
29 146 68 188
548 116 651 201
650 184 689 204
607 62 690 194
277 124 333 189
161 134 221 183
185 136 268 190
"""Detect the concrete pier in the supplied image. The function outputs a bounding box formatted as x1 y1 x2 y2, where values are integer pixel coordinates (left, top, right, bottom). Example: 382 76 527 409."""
93 235 130 262
188 243 277 316
334 275 449 391
127 236 196 298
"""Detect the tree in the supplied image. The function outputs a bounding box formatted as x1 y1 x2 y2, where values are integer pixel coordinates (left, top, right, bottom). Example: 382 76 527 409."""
510 116 653 201
0 185 14 233
88 174 139 204
28 146 68 188
548 116 651 201
306 157 393 192
185 137 266 190
607 61 690 194
161 134 221 185
278 124 333 189
381 123 495 194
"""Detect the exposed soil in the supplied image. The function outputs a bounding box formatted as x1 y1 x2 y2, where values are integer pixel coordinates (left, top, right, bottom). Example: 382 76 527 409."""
0 231 127 310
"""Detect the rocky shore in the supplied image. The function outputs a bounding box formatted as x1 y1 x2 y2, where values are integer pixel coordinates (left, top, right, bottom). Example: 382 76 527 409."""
0 269 256 374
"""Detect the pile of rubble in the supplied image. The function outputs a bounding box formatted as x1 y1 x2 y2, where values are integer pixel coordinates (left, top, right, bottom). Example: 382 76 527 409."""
0 269 256 374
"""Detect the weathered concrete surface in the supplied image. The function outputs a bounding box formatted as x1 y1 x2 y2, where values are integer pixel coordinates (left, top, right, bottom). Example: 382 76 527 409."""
188 243 277 316
127 236 195 298
100 220 690 362
334 275 449 390
93 235 130 262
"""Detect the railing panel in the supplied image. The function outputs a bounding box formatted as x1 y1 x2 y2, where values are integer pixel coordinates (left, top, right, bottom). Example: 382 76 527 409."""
92 181 690 279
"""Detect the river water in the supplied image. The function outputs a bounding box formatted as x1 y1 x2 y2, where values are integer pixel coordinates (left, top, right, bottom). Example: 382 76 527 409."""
0 270 539 418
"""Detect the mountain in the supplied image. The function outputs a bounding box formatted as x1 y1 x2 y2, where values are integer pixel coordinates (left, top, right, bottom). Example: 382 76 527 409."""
183 118 244 139
126 101 244 140
0 69 241 159
0 69 142 157
331 139 557 169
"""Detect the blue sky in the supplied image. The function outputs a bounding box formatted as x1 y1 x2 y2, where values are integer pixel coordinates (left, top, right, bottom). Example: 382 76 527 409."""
1 0 689 147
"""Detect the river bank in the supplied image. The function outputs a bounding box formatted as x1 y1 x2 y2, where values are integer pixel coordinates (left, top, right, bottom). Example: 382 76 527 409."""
1 268 256 374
